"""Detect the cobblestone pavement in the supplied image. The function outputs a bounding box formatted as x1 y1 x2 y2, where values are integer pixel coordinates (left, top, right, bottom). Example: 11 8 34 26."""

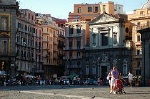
0 85 150 99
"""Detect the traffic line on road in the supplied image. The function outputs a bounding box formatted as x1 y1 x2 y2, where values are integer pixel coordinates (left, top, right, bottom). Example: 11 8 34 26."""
20 91 109 99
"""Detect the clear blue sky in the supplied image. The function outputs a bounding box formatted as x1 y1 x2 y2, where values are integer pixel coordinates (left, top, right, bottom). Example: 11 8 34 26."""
18 0 147 19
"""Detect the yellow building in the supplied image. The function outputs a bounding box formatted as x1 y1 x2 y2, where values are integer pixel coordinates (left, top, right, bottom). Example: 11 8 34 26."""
128 0 150 75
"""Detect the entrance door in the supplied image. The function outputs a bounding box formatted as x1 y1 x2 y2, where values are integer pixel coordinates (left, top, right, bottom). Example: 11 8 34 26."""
101 66 107 78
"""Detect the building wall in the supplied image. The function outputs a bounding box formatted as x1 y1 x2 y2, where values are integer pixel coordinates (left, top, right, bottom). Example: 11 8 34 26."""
68 1 124 22
138 28 150 86
86 13 131 78
128 8 150 75
99 1 114 14
65 21 87 75
16 9 43 75
0 0 18 77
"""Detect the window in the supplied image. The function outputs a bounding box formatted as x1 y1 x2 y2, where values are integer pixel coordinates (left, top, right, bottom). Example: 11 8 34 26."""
140 11 144 16
113 34 117 44
25 25 27 31
125 27 129 33
77 52 80 58
92 34 96 46
69 41 72 48
85 19 91 21
88 7 92 12
101 33 108 46
92 65 96 75
137 61 140 68
69 26 73 34
103 5 106 12
77 41 81 49
147 21 150 26
77 26 81 33
78 7 81 13
18 22 21 28
137 35 141 41
86 65 89 75
69 52 72 58
16 35 20 42
94 6 98 12
137 50 140 55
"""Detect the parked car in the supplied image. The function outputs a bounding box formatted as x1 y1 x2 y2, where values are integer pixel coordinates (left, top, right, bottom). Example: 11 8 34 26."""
85 79 96 85
61 79 70 85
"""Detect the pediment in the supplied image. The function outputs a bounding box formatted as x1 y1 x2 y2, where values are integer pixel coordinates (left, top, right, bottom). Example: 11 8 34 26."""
89 13 119 24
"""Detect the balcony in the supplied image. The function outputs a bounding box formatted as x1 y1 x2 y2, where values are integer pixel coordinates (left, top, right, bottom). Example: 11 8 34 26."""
65 33 83 38
133 55 142 59
135 42 141 46
63 47 83 50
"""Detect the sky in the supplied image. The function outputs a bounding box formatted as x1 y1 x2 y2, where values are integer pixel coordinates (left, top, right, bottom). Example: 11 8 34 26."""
17 0 148 19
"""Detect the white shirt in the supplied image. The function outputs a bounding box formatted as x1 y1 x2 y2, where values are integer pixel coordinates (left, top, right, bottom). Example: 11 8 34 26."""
128 73 133 80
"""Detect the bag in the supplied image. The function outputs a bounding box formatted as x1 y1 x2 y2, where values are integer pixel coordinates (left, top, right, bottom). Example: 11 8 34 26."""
107 76 110 80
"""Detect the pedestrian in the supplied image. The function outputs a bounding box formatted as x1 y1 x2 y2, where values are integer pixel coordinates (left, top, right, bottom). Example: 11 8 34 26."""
110 66 119 94
118 72 123 80
128 71 133 87
106 69 112 93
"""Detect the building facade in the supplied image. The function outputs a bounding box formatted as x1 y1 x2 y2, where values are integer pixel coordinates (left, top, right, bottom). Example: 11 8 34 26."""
0 0 19 77
64 21 87 76
128 0 150 75
138 27 150 86
68 1 124 22
83 13 132 78
36 14 65 78
16 9 43 76
65 1 125 77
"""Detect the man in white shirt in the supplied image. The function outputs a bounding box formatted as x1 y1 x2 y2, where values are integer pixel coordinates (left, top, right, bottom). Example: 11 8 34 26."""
128 71 133 87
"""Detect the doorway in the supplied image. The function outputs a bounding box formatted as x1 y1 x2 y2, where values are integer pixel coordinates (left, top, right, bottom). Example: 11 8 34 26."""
101 66 107 78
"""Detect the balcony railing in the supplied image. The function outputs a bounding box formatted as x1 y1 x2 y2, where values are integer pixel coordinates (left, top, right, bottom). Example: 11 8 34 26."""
63 47 83 50
135 42 141 46
65 33 83 37
133 55 142 59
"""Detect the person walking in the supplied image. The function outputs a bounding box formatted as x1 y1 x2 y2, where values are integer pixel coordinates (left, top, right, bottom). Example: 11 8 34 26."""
128 71 133 87
107 69 112 93
110 66 119 94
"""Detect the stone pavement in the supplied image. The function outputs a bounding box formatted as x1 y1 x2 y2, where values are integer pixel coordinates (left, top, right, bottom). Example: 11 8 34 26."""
0 85 150 99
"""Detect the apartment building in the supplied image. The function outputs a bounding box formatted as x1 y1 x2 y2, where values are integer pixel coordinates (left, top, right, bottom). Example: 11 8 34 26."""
65 21 87 75
36 14 65 77
68 1 124 22
16 9 43 76
128 0 150 76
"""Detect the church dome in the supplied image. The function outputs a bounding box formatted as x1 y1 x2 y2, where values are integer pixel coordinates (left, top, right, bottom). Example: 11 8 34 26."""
142 0 150 9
